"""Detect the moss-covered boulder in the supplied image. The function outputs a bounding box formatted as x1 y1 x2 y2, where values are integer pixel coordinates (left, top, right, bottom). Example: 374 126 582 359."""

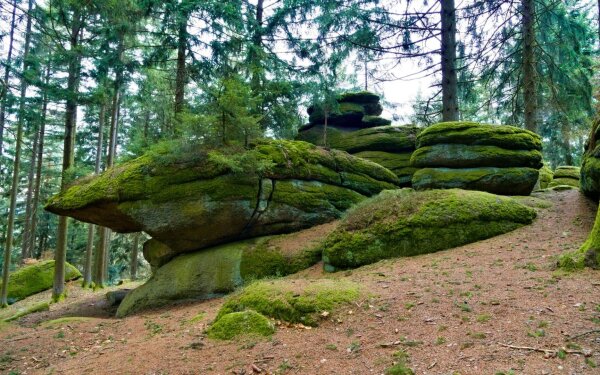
297 125 420 185
559 207 600 270
411 122 542 195
0 260 81 303
321 189 536 271
117 226 332 316
538 164 554 189
412 167 540 196
307 91 386 128
46 140 398 264
416 121 542 150
215 279 360 326
206 310 275 340
548 166 580 188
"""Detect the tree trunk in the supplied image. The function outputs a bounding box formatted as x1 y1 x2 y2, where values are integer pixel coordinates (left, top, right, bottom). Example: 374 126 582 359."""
0 0 18 157
562 120 573 165
84 104 105 288
522 0 537 133
53 10 83 302
1 0 34 307
130 233 140 281
174 11 188 122
19 0 36 262
441 0 459 122
28 61 51 258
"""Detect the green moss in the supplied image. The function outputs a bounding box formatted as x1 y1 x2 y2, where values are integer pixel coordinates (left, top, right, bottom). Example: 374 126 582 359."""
297 125 419 154
322 189 536 270
581 155 600 198
3 302 50 322
548 178 579 188
538 164 554 189
362 116 392 127
0 260 81 303
216 279 360 326
412 167 539 196
553 166 580 180
385 364 415 375
240 237 321 281
411 144 543 169
206 310 274 340
559 207 600 271
417 122 542 151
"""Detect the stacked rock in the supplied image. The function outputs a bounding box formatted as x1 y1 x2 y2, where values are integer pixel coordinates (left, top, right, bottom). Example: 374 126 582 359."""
548 166 580 188
411 122 543 195
538 164 554 189
298 91 420 185
581 119 600 199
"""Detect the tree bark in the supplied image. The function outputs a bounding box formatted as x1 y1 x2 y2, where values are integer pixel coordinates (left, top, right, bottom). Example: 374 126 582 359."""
1 0 34 307
522 0 537 133
0 0 18 157
441 0 459 122
19 0 36 262
130 233 140 281
174 11 188 123
561 120 573 165
28 61 51 258
53 9 83 302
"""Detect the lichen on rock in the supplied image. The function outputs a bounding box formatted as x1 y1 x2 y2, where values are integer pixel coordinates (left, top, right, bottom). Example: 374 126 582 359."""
321 189 536 271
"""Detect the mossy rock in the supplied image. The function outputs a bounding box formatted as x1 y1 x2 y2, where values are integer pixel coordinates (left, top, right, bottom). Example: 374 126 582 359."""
321 189 536 270
206 310 275 340
338 91 380 104
120 227 331 316
553 166 580 180
548 178 579 188
412 167 539 196
361 116 391 127
417 122 542 151
46 140 398 262
0 260 81 303
296 125 419 154
411 144 543 169
308 102 365 127
216 279 360 326
559 207 600 271
581 154 600 199
538 164 554 189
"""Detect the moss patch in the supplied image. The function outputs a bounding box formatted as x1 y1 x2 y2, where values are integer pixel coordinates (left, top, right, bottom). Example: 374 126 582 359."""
417 121 542 150
3 302 50 322
216 279 361 326
0 260 81 303
548 178 579 188
559 207 600 271
412 167 539 196
538 164 554 189
321 189 536 270
553 166 580 180
206 310 275 340
411 144 542 169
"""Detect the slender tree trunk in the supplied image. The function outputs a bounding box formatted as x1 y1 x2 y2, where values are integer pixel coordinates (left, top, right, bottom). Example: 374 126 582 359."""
130 233 140 281
83 104 105 288
441 0 459 121
19 0 36 262
28 61 51 258
174 11 188 123
53 11 83 302
523 0 537 133
562 120 573 165
0 0 18 157
1 0 34 307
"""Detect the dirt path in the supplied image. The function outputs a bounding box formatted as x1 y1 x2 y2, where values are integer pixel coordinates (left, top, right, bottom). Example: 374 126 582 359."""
1 189 600 375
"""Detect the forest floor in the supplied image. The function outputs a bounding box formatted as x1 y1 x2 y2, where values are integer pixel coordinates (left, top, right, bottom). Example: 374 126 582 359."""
1 189 600 375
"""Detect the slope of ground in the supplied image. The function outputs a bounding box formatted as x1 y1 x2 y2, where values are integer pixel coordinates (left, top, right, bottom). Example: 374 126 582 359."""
1 189 600 375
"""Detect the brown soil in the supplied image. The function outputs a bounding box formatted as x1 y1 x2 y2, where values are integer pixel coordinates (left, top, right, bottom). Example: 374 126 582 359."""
1 189 600 375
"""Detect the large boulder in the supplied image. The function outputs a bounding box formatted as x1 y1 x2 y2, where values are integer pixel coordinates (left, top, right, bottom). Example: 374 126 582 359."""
117 224 335 316
321 189 536 271
1 260 81 303
548 166 580 188
46 140 398 265
411 122 542 195
559 119 600 270
307 91 388 129
297 125 420 185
